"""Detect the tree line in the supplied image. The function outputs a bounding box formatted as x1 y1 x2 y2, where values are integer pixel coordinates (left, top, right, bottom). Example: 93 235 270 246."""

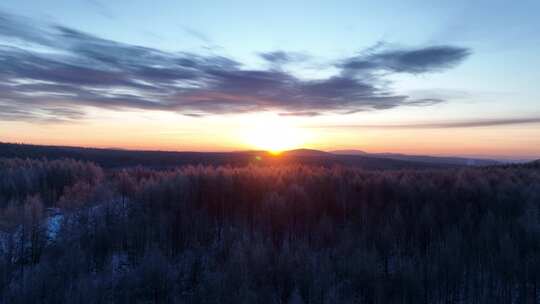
0 158 539 303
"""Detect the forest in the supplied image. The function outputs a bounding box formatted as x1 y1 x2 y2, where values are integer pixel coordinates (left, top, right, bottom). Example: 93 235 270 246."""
0 157 539 303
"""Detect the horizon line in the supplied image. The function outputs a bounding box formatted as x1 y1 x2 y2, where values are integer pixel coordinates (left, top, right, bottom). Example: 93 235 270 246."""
1 141 537 162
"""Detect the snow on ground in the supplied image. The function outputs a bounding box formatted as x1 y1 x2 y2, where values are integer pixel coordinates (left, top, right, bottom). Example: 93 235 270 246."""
45 208 63 239
110 252 130 275
0 231 9 253
0 208 65 254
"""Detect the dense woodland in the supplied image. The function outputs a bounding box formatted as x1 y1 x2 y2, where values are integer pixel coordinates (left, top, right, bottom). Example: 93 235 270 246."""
0 157 539 303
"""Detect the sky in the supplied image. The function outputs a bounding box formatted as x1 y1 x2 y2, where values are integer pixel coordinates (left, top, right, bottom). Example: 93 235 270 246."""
0 0 539 159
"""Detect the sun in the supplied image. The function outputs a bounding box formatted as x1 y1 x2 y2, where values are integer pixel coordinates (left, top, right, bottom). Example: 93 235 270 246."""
241 121 310 154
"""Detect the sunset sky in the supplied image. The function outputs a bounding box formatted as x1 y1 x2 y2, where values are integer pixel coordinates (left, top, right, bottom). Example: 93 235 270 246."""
0 0 539 159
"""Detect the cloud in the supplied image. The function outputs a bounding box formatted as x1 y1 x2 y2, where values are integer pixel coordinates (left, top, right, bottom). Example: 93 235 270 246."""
85 0 115 19
259 51 308 65
342 45 470 74
181 26 212 44
260 51 291 63
0 10 471 121
278 111 321 117
316 117 540 129
0 100 85 123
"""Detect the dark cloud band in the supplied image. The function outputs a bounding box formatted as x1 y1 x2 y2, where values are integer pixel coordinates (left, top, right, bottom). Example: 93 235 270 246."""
342 45 471 74
0 10 471 121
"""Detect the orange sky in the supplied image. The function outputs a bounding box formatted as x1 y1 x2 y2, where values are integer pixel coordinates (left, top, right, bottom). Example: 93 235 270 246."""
2 109 539 160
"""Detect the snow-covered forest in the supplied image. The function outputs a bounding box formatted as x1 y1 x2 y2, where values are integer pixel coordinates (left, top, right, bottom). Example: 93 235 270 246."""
1 158 539 303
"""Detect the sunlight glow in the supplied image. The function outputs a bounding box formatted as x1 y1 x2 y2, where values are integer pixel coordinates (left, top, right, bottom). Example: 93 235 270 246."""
240 120 311 154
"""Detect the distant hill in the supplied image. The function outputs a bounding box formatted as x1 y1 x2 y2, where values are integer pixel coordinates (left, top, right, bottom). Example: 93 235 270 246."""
330 150 500 166
282 149 332 157
0 142 464 170
330 149 368 155
496 159 540 169
0 142 259 169
522 159 540 168
367 152 499 166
